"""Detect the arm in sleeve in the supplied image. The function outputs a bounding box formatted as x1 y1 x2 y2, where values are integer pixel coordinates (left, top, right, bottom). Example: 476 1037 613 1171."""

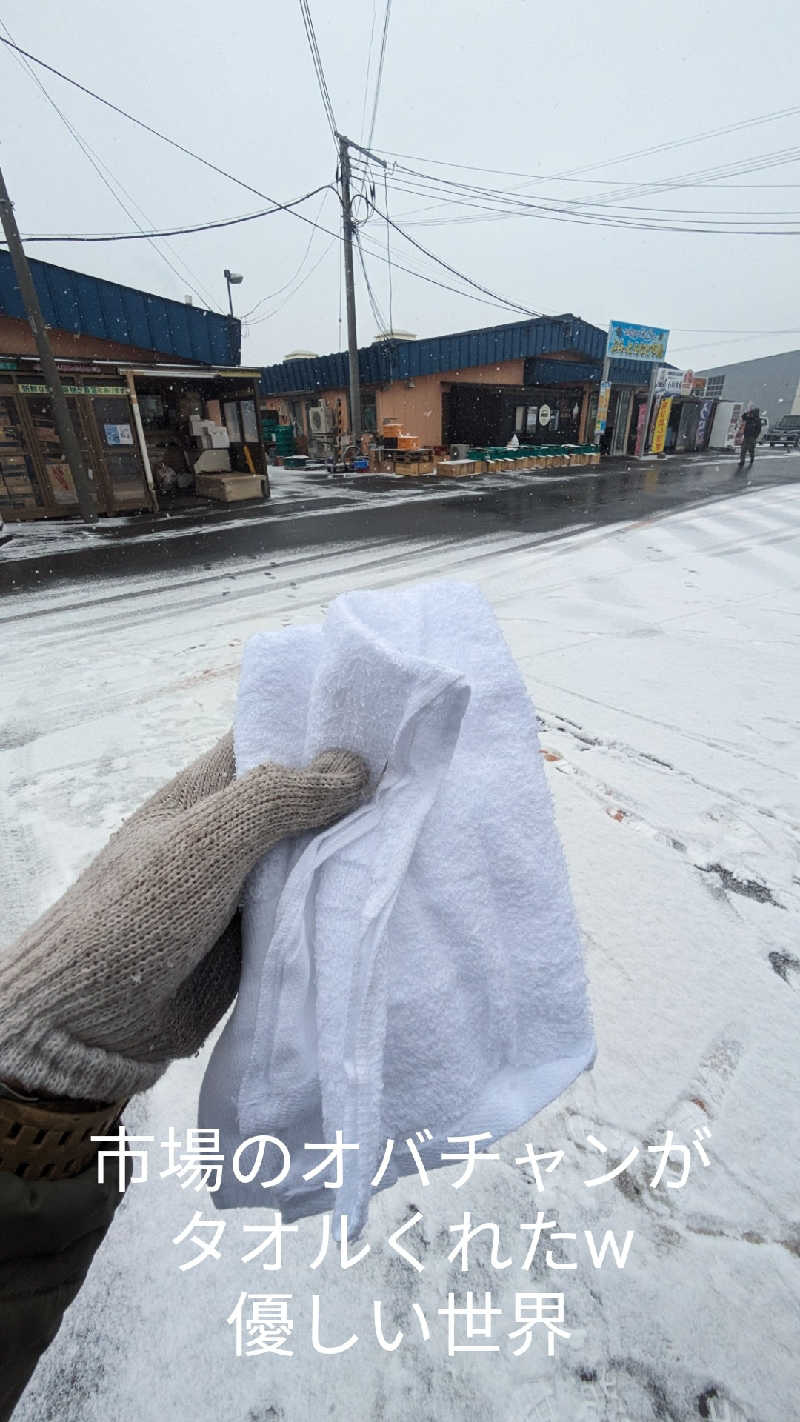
0 1165 125 1422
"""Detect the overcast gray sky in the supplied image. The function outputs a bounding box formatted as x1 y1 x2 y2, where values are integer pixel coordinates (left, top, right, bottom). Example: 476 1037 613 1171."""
2 0 798 371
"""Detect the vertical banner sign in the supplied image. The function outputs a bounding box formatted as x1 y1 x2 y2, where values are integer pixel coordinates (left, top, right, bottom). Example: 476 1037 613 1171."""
607 321 670 362
594 382 612 440
695 399 714 451
650 397 672 454
634 399 649 456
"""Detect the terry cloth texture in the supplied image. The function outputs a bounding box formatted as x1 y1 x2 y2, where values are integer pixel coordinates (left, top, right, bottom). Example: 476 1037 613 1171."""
200 581 596 1235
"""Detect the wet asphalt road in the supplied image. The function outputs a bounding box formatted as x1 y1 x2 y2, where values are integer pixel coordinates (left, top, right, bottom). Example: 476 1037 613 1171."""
2 450 799 599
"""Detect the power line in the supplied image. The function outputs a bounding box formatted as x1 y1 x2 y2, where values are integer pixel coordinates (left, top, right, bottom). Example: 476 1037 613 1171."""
360 0 378 143
375 147 800 188
245 237 338 327
0 33 331 233
242 187 332 320
383 155 800 216
355 223 387 331
296 0 337 139
370 162 800 235
376 134 800 228
8 186 332 243
0 35 549 321
366 195 541 315
365 0 392 152
0 17 218 309
670 331 800 355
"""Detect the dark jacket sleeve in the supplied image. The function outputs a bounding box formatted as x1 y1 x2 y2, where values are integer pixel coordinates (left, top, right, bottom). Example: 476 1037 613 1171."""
0 1166 125 1422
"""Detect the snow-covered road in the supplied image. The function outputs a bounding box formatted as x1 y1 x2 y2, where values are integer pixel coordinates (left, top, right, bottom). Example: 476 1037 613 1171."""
2 483 799 1421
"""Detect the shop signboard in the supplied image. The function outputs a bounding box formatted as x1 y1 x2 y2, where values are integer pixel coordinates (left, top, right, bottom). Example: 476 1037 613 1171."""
17 383 127 396
538 403 552 427
607 321 669 362
594 382 611 438
650 397 672 454
680 370 695 396
656 369 685 396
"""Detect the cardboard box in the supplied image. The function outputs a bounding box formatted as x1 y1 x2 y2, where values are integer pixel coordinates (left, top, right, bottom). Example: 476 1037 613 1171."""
204 399 222 424
194 473 263 503
4 473 34 494
194 450 231 474
46 461 77 504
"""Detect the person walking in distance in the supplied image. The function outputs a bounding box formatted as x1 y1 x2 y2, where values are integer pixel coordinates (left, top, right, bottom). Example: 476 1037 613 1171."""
738 406 761 474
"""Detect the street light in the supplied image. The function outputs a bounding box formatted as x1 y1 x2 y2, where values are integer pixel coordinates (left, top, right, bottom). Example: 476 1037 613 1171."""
223 268 244 318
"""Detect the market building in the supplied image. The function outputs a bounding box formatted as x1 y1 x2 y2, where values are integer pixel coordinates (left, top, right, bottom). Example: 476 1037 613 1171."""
260 314 664 463
0 253 268 519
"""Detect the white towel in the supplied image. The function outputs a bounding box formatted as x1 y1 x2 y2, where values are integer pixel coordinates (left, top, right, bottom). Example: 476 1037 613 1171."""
200 581 595 1234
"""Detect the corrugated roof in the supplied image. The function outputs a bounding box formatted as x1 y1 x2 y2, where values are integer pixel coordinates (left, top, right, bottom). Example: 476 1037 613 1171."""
258 314 667 396
0 252 239 365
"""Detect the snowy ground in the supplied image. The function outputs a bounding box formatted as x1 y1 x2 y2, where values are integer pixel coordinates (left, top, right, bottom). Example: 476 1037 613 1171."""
2 483 799 1421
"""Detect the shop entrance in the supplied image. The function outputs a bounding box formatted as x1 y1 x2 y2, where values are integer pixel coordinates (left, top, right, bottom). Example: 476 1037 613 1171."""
130 369 268 505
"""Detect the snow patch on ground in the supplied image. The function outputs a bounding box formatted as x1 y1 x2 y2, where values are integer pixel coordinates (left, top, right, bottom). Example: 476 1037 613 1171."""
3 484 799 1421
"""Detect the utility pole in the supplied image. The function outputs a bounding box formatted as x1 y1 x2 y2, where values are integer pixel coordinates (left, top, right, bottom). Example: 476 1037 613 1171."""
0 163 96 522
337 134 361 446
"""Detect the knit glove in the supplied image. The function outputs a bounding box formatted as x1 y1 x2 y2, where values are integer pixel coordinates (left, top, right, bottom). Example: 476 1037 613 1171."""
0 733 368 1105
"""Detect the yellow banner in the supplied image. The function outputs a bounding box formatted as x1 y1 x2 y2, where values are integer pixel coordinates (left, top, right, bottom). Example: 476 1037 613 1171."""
650 397 672 454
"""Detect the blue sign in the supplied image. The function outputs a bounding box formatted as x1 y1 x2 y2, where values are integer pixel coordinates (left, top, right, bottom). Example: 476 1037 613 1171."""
607 321 669 362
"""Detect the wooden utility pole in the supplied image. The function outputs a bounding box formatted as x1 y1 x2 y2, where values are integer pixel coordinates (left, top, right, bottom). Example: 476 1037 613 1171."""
337 134 361 445
0 163 96 522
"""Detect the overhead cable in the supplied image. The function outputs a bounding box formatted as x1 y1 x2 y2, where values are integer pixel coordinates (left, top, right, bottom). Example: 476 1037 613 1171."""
0 35 544 319
0 18 218 309
365 0 392 152
296 0 338 139
366 197 540 315
13 185 332 243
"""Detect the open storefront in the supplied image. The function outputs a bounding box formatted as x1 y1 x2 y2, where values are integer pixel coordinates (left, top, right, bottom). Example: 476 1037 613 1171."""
647 370 716 455
0 361 268 520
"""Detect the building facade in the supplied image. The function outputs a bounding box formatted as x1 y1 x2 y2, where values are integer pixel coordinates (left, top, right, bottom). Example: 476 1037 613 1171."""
698 350 800 427
0 256 268 519
260 315 661 457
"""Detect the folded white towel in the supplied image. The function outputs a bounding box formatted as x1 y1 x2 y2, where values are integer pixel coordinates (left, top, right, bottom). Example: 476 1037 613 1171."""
200 581 595 1234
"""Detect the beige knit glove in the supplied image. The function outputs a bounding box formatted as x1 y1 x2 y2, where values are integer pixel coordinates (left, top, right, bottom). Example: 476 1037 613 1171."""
0 733 368 1105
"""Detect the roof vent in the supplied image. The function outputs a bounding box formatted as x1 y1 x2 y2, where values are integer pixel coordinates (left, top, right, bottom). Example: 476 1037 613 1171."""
372 329 416 344
284 349 319 361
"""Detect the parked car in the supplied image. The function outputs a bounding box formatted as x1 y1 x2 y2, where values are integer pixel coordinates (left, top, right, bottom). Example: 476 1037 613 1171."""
766 415 800 449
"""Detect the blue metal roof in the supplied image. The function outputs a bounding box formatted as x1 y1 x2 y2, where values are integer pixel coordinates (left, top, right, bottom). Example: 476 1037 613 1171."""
0 251 239 365
260 314 661 395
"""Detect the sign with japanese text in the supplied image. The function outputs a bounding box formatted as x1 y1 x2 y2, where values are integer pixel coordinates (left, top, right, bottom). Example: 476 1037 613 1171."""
17 383 127 396
650 397 672 453
607 321 669 362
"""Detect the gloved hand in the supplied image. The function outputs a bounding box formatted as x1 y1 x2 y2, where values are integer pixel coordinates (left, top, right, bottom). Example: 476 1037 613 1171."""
0 733 368 1105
